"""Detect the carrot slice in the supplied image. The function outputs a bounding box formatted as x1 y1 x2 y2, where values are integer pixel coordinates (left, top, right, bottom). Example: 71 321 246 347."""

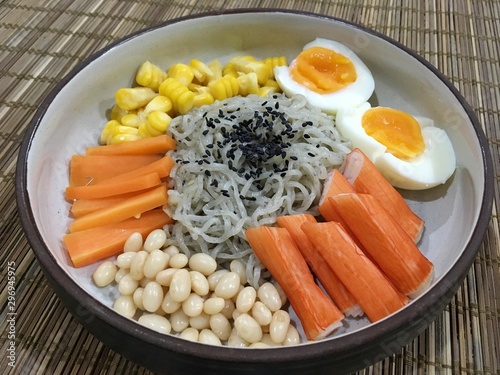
85 134 176 156
70 187 161 218
330 193 434 299
69 184 169 233
65 172 162 200
64 208 172 267
69 154 162 187
342 148 424 242
302 221 408 322
246 226 344 340
276 214 362 317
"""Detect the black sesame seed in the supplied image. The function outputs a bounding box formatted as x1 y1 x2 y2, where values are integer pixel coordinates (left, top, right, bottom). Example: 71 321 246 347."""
290 156 298 161
304 134 311 139
308 152 315 157
202 129 209 136
205 170 211 176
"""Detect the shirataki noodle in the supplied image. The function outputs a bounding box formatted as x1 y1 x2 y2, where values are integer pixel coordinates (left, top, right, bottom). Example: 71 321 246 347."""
164 93 351 287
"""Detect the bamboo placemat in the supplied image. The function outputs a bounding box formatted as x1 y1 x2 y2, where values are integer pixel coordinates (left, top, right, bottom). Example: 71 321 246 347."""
1 0 499 374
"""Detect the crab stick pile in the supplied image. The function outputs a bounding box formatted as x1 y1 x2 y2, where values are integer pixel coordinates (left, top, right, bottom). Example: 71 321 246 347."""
246 148 433 332
63 135 175 267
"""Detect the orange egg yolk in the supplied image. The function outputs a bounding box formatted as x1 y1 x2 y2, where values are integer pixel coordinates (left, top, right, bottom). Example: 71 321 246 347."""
290 46 357 94
362 107 425 159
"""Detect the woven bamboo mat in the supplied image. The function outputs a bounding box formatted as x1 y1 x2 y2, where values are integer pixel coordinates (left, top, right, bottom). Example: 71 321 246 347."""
0 0 499 374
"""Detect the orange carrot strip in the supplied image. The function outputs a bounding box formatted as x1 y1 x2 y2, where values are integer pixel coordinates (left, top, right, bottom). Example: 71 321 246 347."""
302 221 408 322
342 148 424 242
330 193 434 299
69 154 162 187
70 187 161 218
69 184 169 233
246 226 344 340
276 214 362 317
65 172 162 200
64 208 172 267
94 156 174 185
85 134 176 156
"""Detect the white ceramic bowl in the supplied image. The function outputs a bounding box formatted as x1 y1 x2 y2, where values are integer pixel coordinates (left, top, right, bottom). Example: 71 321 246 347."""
16 9 493 375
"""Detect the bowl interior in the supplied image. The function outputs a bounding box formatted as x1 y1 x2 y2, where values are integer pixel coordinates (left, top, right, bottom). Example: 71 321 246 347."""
25 11 486 342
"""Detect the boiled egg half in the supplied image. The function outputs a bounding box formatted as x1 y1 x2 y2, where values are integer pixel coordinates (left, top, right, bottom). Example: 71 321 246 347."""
336 102 456 190
274 38 375 114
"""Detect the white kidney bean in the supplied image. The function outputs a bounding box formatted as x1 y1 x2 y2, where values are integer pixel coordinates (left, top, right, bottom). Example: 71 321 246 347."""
189 311 211 330
142 281 163 312
143 249 169 279
234 313 262 343
214 272 240 299
227 328 249 348
207 269 229 291
272 281 288 306
92 261 117 287
169 269 191 302
182 293 204 317
232 309 243 321
235 286 257 313
199 329 222 346
251 301 273 326
249 342 269 348
163 245 180 257
124 232 143 253
169 309 190 333
169 253 189 269
231 284 244 303
188 253 217 276
219 298 235 320
155 268 177 287
257 282 282 312
133 287 145 310
229 259 247 285
118 273 139 296
283 324 301 346
129 250 148 281
139 277 155 288
161 291 181 314
144 229 167 252
113 295 136 318
209 313 232 341
114 268 128 283
269 310 290 344
203 297 225 315
116 252 135 269
179 327 199 342
189 271 209 296
260 333 281 347
138 313 171 334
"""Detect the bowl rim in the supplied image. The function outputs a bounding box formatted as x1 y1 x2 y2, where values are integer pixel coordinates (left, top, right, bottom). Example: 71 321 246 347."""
15 7 494 367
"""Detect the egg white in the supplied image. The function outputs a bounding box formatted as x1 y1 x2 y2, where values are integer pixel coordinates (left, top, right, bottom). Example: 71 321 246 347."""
336 104 456 190
274 38 375 114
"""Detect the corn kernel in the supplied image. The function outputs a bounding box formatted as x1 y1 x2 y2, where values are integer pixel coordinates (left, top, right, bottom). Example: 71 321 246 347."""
237 72 260 96
120 113 144 128
147 111 172 136
111 133 141 144
193 93 215 107
144 95 173 115
110 104 132 122
207 60 223 83
159 77 195 115
167 63 195 86
222 62 239 78
189 59 213 84
136 61 168 91
209 75 239 101
230 56 271 85
100 119 120 145
115 87 157 111
264 56 287 79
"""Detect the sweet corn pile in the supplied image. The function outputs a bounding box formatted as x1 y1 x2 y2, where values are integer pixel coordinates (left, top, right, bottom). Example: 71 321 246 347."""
100 55 287 145
93 228 301 347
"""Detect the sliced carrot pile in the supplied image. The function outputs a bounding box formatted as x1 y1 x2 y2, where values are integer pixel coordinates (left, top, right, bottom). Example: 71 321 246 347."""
276 214 362 317
302 221 408 323
246 226 344 340
342 148 424 242
69 154 162 187
64 209 172 267
329 193 434 299
85 134 176 155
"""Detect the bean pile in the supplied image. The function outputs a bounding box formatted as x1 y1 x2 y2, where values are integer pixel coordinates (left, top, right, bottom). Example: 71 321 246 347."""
92 229 301 347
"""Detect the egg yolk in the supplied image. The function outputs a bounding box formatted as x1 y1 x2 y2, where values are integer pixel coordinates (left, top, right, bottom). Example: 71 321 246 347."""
362 107 425 159
290 46 357 94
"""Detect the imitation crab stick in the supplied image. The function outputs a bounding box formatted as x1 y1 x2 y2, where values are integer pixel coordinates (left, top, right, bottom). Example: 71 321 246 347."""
330 193 434 299
85 134 176 156
276 214 362 317
68 183 169 233
69 154 162 187
342 148 424 242
64 208 172 267
302 221 408 322
65 172 162 200
246 226 344 340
